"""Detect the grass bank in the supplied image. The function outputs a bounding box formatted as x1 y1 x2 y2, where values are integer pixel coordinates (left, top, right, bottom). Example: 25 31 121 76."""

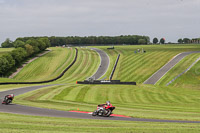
0 112 200 133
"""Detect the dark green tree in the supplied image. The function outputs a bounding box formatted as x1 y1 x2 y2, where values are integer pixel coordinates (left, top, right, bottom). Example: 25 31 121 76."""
138 39 147 44
0 56 9 75
178 38 183 44
1 38 14 48
25 44 34 56
26 39 40 53
183 38 190 44
2 54 15 70
153 38 158 44
14 40 25 48
11 47 27 64
160 38 165 44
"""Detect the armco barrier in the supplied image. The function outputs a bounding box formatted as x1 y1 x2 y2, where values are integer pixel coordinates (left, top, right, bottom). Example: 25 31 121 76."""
0 48 78 85
77 80 136 85
109 54 120 80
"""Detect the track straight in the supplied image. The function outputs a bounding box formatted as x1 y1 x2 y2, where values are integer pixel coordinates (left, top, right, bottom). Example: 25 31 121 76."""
90 48 110 79
144 51 200 85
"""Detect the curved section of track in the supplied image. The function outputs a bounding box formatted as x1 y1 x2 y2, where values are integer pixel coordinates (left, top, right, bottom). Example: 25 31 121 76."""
1 85 200 123
90 48 109 79
144 51 200 85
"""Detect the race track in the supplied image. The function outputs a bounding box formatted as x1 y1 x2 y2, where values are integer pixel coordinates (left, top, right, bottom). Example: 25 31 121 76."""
90 48 109 79
1 85 200 123
144 51 200 85
1 49 200 123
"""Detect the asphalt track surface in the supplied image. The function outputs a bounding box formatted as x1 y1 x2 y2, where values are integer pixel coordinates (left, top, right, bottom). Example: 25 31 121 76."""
144 51 200 85
90 48 109 80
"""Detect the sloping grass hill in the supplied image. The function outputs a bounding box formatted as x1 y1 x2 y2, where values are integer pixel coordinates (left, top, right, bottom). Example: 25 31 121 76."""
95 45 200 83
157 53 200 89
6 47 100 83
13 47 75 82
52 47 100 84
171 59 200 89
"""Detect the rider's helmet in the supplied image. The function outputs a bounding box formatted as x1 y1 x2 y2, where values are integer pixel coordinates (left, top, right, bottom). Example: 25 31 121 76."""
106 101 110 106
10 94 14 97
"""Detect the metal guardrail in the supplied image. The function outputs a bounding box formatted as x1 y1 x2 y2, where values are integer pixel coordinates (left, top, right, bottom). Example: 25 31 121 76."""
109 54 120 80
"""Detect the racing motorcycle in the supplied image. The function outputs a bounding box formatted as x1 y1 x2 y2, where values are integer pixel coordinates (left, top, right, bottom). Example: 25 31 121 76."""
92 104 115 117
2 94 14 105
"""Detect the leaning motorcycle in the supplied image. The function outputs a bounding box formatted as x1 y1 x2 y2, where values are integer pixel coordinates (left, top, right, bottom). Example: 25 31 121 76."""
92 104 115 117
2 95 14 105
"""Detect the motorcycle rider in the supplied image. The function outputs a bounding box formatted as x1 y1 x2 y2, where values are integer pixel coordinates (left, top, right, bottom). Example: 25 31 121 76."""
105 101 112 108
98 101 112 109
2 94 14 104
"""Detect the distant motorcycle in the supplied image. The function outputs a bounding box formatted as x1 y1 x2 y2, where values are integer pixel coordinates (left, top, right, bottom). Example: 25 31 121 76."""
2 94 14 105
92 104 115 117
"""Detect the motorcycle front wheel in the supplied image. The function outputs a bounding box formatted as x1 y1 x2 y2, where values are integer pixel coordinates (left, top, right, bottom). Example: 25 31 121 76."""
92 111 97 116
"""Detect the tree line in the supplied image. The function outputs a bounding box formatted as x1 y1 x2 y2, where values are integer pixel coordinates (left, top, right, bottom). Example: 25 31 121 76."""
1 35 150 48
48 35 150 46
0 37 50 76
177 38 200 44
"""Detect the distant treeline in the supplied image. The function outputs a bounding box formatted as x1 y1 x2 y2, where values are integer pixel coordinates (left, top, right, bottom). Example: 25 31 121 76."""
1 35 150 48
0 37 50 76
48 35 150 46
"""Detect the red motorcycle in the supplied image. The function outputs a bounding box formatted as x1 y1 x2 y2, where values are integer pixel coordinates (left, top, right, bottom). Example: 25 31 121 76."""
2 94 14 105
92 103 115 117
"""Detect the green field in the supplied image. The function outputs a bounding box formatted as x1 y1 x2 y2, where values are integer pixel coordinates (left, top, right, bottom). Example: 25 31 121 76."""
0 48 13 57
157 53 200 89
1 112 200 133
1 44 200 132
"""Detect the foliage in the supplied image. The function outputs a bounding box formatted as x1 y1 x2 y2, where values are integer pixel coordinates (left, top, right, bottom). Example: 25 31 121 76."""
138 39 146 44
0 37 50 76
160 38 165 44
25 44 34 57
183 38 190 43
15 35 150 46
1 38 14 48
14 40 25 48
153 37 158 44
178 38 183 44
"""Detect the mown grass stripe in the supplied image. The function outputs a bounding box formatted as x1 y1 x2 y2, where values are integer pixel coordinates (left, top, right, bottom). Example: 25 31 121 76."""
75 86 90 102
53 86 77 100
